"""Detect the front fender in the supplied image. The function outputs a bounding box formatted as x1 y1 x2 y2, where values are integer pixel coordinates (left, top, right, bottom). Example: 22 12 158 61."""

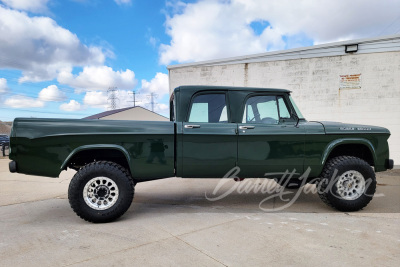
321 138 377 167
60 144 132 171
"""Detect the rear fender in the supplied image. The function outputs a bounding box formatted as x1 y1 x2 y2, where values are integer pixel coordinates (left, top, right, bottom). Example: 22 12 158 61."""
61 144 132 174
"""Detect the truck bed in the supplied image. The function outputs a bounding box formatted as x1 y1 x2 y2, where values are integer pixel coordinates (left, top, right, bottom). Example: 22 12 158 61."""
9 118 175 179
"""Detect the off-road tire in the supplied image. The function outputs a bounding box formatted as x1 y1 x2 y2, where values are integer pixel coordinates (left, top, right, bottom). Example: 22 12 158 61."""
318 156 376 212
68 161 134 223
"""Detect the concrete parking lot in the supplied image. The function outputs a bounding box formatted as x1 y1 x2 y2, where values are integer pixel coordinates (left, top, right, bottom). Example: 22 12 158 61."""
0 158 399 266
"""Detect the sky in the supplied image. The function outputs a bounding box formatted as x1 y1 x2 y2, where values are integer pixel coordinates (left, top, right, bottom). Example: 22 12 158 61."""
0 0 400 121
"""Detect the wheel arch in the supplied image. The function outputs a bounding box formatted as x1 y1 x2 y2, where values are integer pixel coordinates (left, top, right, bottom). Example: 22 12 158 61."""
321 138 377 169
61 145 133 176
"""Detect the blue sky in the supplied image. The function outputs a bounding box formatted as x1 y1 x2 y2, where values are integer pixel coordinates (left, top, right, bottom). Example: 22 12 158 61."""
1 0 399 121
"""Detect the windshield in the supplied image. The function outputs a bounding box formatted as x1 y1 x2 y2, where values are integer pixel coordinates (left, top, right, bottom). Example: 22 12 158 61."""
289 95 305 119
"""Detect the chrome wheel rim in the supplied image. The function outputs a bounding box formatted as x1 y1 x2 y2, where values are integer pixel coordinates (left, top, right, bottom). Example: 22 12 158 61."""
336 170 365 200
83 177 119 210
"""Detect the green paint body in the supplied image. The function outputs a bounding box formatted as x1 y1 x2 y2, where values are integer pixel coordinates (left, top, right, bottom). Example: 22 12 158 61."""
9 86 391 180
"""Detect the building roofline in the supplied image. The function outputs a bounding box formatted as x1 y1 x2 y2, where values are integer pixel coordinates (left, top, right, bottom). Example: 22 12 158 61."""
174 85 291 93
83 106 169 120
167 34 400 70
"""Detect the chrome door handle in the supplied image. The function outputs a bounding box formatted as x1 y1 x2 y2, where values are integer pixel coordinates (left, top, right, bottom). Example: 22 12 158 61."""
239 125 255 130
184 124 201 129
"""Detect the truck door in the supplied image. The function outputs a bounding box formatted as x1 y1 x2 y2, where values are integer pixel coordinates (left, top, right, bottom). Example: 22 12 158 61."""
237 94 305 178
182 92 237 178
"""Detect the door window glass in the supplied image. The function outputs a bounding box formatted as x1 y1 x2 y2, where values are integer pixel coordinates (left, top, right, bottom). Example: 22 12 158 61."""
242 95 279 124
242 105 254 123
188 94 227 123
277 96 291 119
219 106 228 122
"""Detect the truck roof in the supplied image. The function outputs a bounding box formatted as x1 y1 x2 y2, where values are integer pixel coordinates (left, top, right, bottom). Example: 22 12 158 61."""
174 85 291 94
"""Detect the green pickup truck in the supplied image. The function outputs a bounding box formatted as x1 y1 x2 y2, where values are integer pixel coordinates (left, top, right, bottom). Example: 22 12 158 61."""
9 86 393 223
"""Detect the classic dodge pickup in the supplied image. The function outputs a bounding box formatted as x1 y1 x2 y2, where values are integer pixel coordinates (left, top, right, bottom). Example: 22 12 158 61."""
9 86 393 223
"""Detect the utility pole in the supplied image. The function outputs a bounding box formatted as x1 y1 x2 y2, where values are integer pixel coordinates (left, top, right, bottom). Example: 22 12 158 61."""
129 91 141 107
107 87 118 110
147 92 158 112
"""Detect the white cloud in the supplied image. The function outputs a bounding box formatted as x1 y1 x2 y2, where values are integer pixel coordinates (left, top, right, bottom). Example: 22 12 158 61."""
160 0 400 64
3 84 68 110
0 78 8 93
4 95 44 108
149 36 158 48
0 6 106 82
60 100 82 111
110 88 169 116
81 73 169 113
0 0 49 13
153 103 169 116
140 72 169 96
83 91 108 109
114 0 131 5
116 73 169 114
114 90 135 109
58 66 137 91
38 85 66 102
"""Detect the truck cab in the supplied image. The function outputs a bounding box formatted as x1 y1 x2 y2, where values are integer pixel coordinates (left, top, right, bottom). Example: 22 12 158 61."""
171 86 391 179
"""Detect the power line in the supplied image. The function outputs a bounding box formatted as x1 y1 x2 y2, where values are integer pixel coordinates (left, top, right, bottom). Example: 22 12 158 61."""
0 79 76 94
1 92 66 102
379 14 400 35
0 107 89 116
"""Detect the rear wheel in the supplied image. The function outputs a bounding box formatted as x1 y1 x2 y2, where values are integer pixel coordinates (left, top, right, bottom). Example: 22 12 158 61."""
318 156 376 211
68 161 134 223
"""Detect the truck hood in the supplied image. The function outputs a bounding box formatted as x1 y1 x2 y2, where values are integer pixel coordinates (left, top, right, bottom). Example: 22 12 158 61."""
315 121 391 135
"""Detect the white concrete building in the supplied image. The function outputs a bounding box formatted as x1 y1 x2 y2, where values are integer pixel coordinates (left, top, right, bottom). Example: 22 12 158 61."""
84 106 168 121
168 35 400 165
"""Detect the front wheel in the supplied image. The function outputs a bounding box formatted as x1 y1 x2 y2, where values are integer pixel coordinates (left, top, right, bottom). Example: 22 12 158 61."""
318 156 376 211
68 161 134 223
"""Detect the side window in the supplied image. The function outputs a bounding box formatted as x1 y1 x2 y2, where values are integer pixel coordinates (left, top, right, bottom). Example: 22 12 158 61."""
277 96 291 119
242 105 254 123
243 95 278 124
188 94 228 123
243 95 291 124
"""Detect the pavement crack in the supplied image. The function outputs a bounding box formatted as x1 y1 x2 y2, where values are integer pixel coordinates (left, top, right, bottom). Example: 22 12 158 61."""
154 218 247 267
172 234 227 267
0 197 65 207
176 217 244 237
62 236 174 267
61 218 242 267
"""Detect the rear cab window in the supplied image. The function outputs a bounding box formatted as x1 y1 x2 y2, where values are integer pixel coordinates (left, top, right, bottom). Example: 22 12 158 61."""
188 93 228 123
